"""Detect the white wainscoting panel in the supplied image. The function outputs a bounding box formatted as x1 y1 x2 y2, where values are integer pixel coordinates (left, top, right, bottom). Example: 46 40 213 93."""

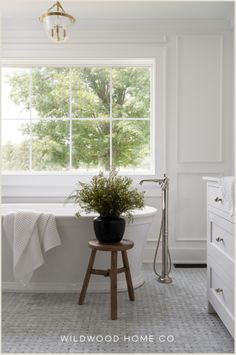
176 35 223 163
175 173 209 241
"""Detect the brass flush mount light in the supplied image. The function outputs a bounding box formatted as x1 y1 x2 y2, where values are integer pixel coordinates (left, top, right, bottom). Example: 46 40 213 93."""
39 1 76 43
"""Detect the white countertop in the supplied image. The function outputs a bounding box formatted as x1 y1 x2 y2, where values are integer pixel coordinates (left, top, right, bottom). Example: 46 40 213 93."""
202 176 221 182
203 176 234 183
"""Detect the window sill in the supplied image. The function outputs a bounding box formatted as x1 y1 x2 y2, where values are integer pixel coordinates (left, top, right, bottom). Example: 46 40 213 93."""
2 170 155 176
2 171 162 199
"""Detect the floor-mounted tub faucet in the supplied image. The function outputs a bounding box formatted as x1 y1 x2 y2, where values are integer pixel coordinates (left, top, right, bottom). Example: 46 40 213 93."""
139 174 172 284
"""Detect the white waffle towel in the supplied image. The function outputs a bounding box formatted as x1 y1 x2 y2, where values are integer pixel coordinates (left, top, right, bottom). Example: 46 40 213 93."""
219 177 234 216
3 212 61 285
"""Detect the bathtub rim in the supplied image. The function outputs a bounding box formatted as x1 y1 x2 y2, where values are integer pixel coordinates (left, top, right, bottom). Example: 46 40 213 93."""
1 204 157 219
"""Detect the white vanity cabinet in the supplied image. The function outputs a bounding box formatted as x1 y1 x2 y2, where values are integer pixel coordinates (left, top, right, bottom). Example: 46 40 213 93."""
204 177 234 338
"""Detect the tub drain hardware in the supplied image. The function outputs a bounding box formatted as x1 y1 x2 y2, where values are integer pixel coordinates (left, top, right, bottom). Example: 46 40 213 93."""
139 174 172 284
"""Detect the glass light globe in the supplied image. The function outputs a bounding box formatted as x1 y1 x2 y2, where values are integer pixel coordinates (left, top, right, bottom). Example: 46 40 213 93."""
44 15 71 42
39 2 75 43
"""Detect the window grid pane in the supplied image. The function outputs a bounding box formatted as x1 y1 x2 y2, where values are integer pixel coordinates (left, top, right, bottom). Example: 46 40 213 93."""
1 119 30 171
69 69 72 170
31 119 70 171
29 69 32 170
72 120 110 170
1 65 153 173
109 67 113 170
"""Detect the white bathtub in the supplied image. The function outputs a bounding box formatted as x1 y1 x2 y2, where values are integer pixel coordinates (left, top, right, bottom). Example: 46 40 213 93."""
1 204 157 293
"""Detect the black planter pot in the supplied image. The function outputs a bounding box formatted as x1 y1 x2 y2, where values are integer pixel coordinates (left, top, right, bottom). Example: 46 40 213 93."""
93 216 126 244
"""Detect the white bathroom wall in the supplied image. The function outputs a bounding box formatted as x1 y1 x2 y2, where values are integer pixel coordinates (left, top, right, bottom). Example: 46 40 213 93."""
1 17 234 263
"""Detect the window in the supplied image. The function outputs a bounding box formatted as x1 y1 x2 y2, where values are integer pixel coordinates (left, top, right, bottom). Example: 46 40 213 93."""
1 62 154 174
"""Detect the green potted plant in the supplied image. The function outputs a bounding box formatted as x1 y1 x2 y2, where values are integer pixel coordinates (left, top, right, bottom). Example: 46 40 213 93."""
67 169 145 243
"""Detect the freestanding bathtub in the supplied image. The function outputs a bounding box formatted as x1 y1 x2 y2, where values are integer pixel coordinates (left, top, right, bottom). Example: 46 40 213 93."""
2 204 157 293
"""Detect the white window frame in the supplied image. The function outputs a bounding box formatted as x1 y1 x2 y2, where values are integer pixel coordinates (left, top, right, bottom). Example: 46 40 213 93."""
1 58 157 177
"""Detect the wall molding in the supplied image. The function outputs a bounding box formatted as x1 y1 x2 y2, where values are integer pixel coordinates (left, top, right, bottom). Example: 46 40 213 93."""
2 21 168 45
2 18 232 52
226 12 234 30
176 34 223 164
162 46 167 173
3 18 232 31
174 172 221 242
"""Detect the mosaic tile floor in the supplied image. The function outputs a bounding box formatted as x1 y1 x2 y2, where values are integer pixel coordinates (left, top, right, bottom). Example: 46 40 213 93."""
2 265 234 353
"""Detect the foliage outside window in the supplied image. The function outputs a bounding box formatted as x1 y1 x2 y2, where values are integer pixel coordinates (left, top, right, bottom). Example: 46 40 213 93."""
1 64 153 173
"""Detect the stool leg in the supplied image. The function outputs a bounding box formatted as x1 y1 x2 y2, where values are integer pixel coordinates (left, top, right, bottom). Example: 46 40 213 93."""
78 250 96 305
122 250 135 301
110 251 118 320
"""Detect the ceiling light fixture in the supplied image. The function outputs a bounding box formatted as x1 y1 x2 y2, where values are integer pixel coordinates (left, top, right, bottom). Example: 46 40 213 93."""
39 1 76 43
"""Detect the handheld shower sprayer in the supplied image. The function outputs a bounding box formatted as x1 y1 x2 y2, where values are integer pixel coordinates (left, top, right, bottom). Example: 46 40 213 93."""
139 174 172 284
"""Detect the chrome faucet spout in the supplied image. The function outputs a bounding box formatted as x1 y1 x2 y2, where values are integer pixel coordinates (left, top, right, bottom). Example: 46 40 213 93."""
139 179 160 185
139 175 167 186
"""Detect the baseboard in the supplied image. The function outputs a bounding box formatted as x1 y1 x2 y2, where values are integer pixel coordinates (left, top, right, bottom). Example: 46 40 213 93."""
173 263 207 268
143 245 207 263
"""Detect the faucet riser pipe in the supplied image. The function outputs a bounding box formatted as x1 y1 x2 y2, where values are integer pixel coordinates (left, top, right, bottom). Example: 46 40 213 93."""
139 174 172 284
158 183 172 283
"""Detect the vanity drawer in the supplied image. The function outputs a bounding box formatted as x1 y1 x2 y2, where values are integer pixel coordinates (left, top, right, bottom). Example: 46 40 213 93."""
208 259 234 315
209 213 234 260
208 185 228 212
205 178 235 338
208 241 234 282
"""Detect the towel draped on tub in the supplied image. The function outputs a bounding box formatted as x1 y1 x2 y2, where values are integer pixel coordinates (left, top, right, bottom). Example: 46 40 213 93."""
3 211 61 285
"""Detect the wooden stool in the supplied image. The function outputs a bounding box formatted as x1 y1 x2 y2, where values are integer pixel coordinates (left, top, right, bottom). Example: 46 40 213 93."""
78 239 135 320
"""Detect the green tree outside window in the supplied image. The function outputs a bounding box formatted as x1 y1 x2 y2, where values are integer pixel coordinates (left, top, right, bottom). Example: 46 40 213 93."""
1 66 151 172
